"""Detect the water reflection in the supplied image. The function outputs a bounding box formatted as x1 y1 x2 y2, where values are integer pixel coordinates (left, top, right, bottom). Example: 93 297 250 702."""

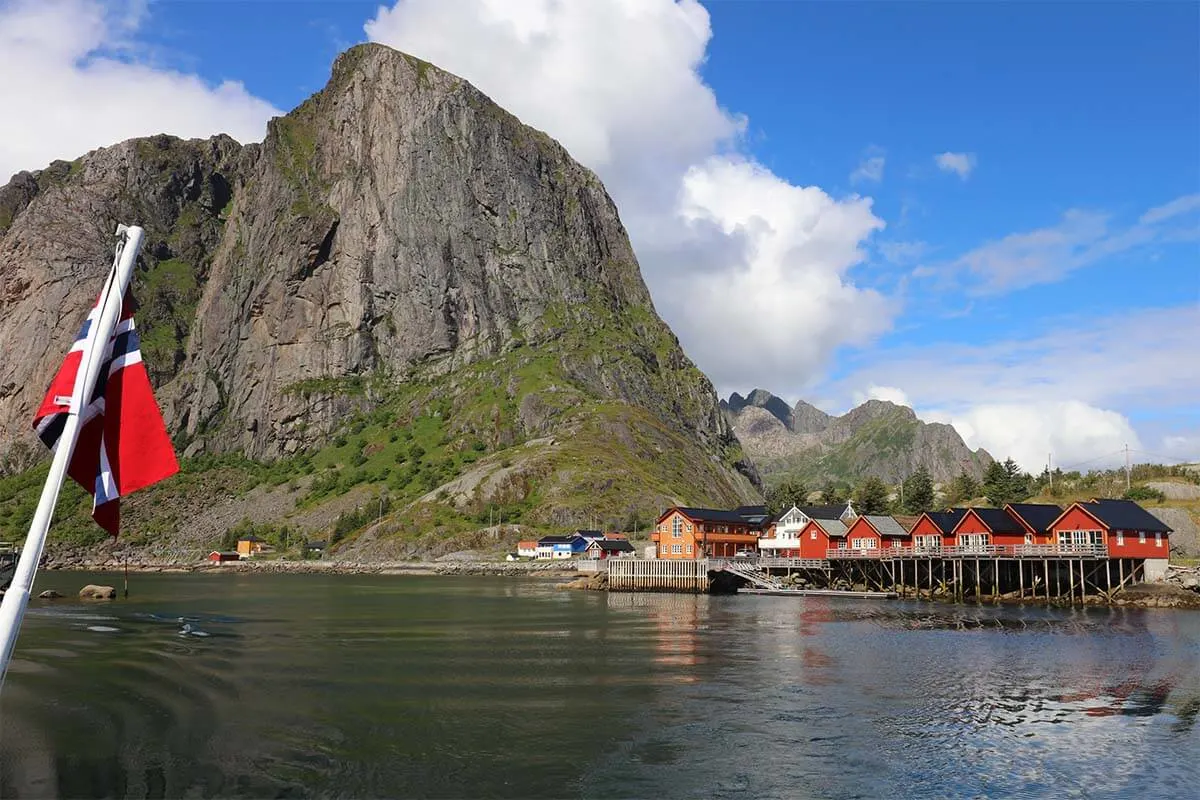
3 575 1200 799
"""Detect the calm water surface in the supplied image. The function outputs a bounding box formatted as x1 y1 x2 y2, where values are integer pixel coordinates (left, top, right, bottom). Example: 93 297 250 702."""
0 572 1198 798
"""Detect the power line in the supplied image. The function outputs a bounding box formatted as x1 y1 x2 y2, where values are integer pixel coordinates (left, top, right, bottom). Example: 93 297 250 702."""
1130 449 1198 465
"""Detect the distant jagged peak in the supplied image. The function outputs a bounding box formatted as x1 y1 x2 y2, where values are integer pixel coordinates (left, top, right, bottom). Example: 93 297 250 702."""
724 389 793 430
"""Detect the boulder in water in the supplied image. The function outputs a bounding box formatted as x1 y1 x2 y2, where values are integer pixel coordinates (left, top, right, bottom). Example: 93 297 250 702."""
38 590 63 599
79 584 117 600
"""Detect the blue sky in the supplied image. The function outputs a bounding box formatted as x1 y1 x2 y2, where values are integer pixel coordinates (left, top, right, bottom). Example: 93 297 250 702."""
1 0 1197 471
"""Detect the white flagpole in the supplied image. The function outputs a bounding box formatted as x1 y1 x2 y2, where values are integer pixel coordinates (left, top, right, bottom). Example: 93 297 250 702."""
0 224 145 687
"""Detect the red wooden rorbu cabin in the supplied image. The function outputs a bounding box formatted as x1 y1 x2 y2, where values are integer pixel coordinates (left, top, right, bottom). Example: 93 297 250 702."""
907 508 967 550
1003 503 1064 546
950 507 1025 549
1049 499 1172 559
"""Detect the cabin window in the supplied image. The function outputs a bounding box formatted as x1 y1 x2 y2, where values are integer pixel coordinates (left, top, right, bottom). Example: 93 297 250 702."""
1024 533 1033 545
672 517 682 538
671 544 682 554
851 538 874 550
960 533 990 551
686 544 693 554
1155 533 1162 548
810 531 817 540
1116 531 1124 546
1139 532 1146 544
686 523 693 533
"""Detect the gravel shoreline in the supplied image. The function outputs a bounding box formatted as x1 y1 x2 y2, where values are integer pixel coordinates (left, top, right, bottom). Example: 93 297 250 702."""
43 558 579 578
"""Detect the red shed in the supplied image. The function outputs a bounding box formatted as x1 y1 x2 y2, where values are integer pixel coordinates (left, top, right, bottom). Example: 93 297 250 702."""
1049 499 1171 558
208 551 239 563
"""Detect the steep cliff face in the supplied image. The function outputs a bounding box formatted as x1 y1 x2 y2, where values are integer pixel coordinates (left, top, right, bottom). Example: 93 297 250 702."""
0 44 758 548
724 391 993 486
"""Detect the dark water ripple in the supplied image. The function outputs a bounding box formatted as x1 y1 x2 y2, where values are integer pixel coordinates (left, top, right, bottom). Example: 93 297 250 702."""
1 574 1198 798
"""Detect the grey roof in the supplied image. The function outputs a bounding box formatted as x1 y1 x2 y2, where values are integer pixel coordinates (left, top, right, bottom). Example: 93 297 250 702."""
865 515 908 537
812 518 848 537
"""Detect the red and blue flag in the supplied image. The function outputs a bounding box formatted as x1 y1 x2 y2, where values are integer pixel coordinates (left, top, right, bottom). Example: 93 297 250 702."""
31 292 179 535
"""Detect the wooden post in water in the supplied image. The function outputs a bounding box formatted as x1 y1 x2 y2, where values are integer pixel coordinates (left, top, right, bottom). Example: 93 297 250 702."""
1018 559 1023 600
974 558 981 602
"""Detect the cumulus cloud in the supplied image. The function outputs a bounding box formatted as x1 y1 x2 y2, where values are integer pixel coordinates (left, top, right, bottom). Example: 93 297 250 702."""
851 385 911 408
0 0 280 182
926 402 1141 473
950 194 1200 294
365 0 893 392
934 151 975 179
832 304 1200 471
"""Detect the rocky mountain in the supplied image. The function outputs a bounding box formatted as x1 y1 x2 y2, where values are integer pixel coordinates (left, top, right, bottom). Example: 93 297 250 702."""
0 44 759 556
721 389 993 487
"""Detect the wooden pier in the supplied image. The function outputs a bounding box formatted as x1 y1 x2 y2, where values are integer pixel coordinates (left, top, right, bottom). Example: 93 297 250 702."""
608 557 710 592
606 548 1154 604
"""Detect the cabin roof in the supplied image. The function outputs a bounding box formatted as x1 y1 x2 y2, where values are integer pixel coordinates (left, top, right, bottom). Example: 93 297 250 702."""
965 507 1024 535
1078 499 1172 533
926 508 968 533
865 515 908 537
1005 503 1063 533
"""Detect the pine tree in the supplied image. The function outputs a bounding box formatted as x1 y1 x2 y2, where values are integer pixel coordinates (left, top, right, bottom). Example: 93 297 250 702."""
854 476 890 515
902 466 935 513
820 481 845 505
765 477 809 514
947 470 981 505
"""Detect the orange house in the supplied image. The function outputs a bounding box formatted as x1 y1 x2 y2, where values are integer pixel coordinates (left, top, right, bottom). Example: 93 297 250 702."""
1003 503 1064 545
652 507 760 559
951 507 1025 549
1049 499 1171 559
908 509 968 550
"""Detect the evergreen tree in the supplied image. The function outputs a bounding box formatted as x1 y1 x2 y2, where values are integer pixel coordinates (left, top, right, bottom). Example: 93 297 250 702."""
854 476 890 515
819 481 845 505
983 458 1032 505
946 471 981 505
765 477 809 515
901 466 935 513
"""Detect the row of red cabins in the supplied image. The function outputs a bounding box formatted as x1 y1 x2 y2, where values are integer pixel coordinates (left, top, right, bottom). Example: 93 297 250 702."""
652 498 1172 562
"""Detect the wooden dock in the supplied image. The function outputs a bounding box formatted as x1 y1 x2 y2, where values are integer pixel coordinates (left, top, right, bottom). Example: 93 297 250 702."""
608 557 709 592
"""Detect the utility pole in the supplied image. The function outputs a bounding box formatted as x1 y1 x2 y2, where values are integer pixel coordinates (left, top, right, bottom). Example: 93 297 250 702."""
1125 443 1131 491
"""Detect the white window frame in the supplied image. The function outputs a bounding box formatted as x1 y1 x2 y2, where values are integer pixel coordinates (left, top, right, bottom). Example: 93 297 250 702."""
1139 532 1146 544
671 544 682 554
851 537 875 550
1155 533 1162 548
672 517 682 538
1116 531 1124 546
810 531 817 540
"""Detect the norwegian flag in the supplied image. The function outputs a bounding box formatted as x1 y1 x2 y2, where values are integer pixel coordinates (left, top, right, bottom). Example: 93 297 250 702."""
31 291 179 536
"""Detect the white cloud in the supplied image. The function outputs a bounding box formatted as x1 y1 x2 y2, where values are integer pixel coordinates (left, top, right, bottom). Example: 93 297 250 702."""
850 154 885 184
851 385 910 408
926 401 1141 473
365 0 892 392
0 0 280 182
950 194 1200 293
834 305 1200 470
934 151 975 179
879 240 929 265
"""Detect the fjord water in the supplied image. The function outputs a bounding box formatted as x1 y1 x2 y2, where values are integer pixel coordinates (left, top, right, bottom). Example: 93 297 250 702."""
1 574 1198 799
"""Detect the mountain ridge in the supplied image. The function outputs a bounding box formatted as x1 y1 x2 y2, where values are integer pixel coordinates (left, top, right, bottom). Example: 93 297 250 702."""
0 43 759 555
722 389 993 486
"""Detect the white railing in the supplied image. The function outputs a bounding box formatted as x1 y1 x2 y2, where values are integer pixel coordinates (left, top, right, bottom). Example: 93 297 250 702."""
712 557 829 570
827 544 1110 559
